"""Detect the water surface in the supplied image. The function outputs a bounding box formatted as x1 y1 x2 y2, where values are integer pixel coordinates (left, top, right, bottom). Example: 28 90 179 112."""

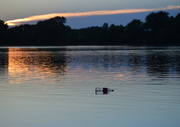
0 46 180 127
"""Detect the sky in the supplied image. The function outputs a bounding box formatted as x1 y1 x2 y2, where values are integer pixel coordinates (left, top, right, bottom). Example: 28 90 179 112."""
0 0 180 28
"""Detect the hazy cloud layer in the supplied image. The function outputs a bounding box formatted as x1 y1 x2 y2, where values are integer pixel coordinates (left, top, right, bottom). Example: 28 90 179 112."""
6 6 180 26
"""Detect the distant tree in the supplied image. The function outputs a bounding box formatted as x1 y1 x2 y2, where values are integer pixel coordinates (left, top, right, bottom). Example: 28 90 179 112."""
1 11 179 46
108 24 125 44
144 11 170 45
175 14 180 43
37 16 66 26
0 20 8 32
77 26 106 45
125 19 144 44
35 16 68 45
0 20 8 44
168 13 180 45
5 24 35 45
102 23 109 31
145 11 169 30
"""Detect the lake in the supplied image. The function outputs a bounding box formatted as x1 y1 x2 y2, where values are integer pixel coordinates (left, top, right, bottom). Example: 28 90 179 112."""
0 46 180 127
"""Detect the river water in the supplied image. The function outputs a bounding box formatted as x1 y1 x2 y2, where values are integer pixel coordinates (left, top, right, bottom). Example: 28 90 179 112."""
0 46 180 127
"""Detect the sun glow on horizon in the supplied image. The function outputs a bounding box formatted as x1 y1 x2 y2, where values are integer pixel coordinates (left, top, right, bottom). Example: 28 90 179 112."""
5 6 180 26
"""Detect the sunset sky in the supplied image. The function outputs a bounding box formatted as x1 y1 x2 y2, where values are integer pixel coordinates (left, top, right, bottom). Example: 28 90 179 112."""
0 0 179 28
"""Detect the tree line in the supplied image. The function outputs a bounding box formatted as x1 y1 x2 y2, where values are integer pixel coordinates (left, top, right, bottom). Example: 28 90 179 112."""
0 11 179 46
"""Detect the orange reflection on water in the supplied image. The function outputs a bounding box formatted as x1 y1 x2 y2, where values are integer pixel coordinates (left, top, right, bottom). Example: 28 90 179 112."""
8 48 66 84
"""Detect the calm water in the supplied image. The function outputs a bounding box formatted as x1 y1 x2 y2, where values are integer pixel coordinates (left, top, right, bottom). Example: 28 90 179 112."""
0 46 180 127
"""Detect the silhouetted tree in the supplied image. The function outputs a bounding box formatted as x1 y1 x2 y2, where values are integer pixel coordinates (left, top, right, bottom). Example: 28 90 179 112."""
34 16 68 45
125 19 144 45
169 13 180 45
107 24 125 45
145 11 169 30
1 12 179 46
0 20 8 44
144 11 179 45
102 23 109 31
0 20 8 32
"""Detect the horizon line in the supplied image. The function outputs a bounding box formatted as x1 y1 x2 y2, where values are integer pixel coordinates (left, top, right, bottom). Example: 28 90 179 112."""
5 5 180 26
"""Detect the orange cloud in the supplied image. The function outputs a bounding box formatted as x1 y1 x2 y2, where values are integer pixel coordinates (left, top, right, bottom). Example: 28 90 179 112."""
6 6 180 26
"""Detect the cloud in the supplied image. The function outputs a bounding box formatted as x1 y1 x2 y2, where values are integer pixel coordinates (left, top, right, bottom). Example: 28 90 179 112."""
6 6 180 26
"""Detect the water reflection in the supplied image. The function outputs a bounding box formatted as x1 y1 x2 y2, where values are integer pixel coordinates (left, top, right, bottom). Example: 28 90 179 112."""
0 50 8 69
0 46 179 85
63 48 180 85
0 49 8 82
0 47 180 127
146 51 180 76
8 48 67 84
